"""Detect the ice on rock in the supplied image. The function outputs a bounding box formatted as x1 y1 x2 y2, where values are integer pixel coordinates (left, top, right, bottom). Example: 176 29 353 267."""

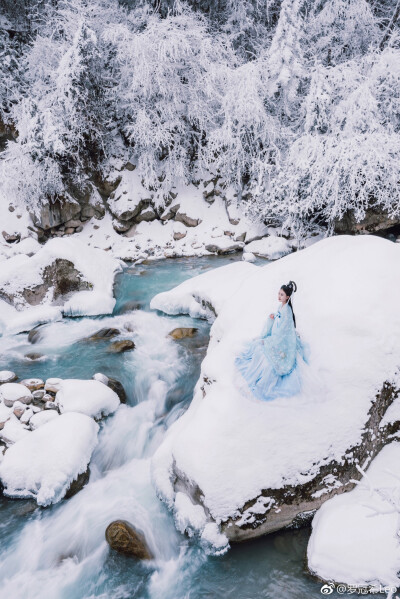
174 492 207 536
56 379 120 419
0 383 33 407
0 412 99 505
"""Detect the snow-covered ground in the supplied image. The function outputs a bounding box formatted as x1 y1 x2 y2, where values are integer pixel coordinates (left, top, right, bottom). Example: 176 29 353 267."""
307 441 400 590
150 235 400 548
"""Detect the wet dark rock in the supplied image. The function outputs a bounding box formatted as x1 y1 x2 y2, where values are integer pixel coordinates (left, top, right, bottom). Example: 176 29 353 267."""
27 327 43 344
64 466 90 499
169 327 198 340
107 340 135 353
105 520 153 559
87 328 121 342
107 377 127 404
117 301 143 314
24 352 44 361
334 207 400 235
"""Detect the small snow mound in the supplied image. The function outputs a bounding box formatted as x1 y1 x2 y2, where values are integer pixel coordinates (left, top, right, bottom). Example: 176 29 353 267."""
56 379 120 419
174 492 207 536
29 410 59 430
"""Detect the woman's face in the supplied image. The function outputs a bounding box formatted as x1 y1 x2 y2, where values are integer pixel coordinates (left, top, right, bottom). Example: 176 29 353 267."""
278 288 289 304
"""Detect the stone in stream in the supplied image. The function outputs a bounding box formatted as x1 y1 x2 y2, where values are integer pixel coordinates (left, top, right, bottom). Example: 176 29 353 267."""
107 340 135 353
93 373 127 404
169 327 198 340
24 352 44 361
87 328 120 342
64 466 91 499
117 301 142 314
0 371 17 384
0 383 33 407
107 377 127 404
19 378 45 392
27 327 43 344
105 520 153 559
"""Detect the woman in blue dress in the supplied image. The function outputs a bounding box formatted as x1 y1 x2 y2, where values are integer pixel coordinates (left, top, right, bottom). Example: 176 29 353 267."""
235 281 307 402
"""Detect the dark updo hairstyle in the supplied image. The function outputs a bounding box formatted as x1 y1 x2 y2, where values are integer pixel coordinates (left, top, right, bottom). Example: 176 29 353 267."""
280 280 297 327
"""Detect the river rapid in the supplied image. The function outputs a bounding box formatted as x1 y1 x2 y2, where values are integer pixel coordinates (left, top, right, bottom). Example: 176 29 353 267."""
0 255 329 599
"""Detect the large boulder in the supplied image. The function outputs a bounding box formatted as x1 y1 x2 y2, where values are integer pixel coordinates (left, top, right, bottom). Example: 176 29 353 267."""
31 195 81 230
334 206 400 235
150 236 400 550
0 238 122 318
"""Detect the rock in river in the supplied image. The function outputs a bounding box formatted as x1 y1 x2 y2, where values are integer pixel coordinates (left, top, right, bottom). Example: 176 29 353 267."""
169 327 198 340
105 520 153 559
107 340 135 353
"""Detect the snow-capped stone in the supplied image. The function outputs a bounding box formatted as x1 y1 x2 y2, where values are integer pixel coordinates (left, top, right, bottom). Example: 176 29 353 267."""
20 408 34 425
108 169 152 221
0 403 12 429
0 414 30 444
13 401 27 419
0 412 99 505
0 238 122 319
19 378 44 391
29 409 59 430
245 236 292 260
0 371 17 384
242 252 256 262
92 372 109 385
307 442 400 589
45 378 63 394
151 235 400 545
0 383 33 407
56 379 120 419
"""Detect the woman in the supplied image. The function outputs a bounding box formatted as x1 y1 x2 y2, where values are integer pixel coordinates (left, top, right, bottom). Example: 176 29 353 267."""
235 281 307 402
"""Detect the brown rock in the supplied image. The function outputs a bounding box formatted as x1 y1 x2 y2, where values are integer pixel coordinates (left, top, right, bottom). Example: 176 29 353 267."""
87 328 120 341
105 520 153 559
107 377 127 404
25 352 44 361
19 378 45 391
107 340 135 353
173 231 187 241
175 211 201 227
2 230 20 243
169 327 198 340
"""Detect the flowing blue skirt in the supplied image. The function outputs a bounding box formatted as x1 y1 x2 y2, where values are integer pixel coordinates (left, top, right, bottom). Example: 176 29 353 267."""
235 337 302 401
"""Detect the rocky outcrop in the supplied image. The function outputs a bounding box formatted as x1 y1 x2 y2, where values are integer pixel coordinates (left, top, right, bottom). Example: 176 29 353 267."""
334 207 400 235
105 520 153 559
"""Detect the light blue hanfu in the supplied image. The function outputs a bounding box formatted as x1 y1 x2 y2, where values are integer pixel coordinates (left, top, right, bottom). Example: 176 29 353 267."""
235 302 307 402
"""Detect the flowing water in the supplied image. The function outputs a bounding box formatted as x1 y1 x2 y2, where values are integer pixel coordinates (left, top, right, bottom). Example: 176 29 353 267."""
0 255 333 599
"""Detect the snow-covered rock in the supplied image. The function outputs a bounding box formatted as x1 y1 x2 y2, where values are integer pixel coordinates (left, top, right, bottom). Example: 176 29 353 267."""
245 235 292 260
150 261 258 319
0 371 17 384
0 238 122 321
108 169 152 221
56 379 120 419
150 235 400 546
307 442 400 590
0 383 33 407
0 414 30 444
29 410 59 430
0 412 99 505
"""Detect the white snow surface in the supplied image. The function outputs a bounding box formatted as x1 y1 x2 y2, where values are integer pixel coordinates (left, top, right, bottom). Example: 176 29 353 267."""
0 237 122 320
56 379 120 419
150 261 258 319
0 413 99 505
151 235 400 523
307 441 400 589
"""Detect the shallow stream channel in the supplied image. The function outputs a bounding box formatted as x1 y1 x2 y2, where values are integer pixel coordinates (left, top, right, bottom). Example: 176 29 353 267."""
0 255 335 599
